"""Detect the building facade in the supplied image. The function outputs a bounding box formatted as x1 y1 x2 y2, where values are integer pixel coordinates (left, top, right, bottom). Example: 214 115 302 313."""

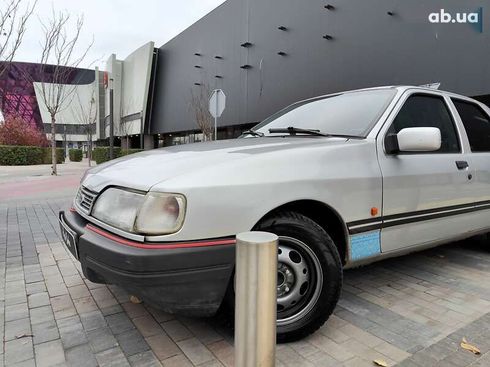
144 0 490 146
0 61 101 153
102 42 157 150
7 1 485 151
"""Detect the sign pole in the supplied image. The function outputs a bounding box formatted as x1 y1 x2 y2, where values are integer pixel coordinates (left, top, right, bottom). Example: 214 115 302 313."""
209 89 226 142
215 96 218 141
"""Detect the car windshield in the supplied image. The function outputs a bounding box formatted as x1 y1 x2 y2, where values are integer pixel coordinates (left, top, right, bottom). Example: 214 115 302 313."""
252 88 397 138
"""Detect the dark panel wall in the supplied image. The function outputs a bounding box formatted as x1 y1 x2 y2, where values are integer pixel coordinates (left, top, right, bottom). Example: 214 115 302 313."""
151 0 490 134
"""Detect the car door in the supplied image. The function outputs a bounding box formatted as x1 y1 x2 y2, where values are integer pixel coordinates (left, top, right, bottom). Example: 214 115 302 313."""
450 97 490 232
376 91 475 252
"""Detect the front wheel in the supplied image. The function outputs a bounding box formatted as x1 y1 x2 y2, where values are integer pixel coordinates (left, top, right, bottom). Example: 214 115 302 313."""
224 211 343 343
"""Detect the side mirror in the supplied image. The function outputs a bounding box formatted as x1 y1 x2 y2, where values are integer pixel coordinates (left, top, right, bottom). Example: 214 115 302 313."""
385 127 441 154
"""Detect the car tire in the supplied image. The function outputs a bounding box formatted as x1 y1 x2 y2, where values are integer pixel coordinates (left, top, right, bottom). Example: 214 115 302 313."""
222 211 343 343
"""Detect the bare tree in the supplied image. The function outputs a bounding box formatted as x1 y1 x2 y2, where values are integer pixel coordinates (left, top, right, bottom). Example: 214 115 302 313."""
0 0 37 78
31 9 93 175
71 87 96 166
189 83 213 142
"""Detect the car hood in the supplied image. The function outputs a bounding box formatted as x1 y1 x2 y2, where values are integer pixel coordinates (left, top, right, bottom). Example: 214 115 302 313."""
82 137 351 192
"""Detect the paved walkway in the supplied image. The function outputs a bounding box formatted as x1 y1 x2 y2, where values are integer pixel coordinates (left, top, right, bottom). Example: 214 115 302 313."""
1 185 490 366
0 160 93 184
0 161 91 203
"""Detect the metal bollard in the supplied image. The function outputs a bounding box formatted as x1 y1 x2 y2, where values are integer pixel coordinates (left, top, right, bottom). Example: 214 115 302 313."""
235 232 278 367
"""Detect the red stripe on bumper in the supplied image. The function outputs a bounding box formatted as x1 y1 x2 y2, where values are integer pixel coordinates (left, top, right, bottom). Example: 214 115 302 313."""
85 224 236 250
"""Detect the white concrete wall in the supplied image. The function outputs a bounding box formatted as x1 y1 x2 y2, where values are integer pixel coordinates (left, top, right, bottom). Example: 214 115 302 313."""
104 54 123 138
104 42 155 140
120 42 155 137
33 81 98 143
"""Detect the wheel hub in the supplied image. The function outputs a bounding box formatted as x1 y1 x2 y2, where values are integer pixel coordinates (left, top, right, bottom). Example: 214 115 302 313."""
276 244 310 312
277 263 295 297
274 236 324 327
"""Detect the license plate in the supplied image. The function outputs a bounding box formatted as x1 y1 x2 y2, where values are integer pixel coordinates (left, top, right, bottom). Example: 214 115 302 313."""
59 212 79 259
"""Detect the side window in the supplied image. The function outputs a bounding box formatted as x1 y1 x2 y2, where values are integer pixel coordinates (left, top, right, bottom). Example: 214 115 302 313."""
388 94 460 153
452 99 490 152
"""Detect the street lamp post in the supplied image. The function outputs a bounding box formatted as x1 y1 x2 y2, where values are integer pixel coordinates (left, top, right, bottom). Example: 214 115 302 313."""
109 78 114 160
63 125 67 160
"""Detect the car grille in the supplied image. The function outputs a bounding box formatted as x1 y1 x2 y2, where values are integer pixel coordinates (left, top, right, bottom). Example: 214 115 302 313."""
76 186 98 215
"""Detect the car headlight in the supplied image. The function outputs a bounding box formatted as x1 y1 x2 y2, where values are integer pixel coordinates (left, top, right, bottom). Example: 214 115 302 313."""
92 188 146 232
134 192 186 235
92 188 186 235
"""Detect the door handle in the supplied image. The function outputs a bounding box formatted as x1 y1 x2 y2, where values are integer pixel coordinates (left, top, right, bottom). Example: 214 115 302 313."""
455 161 469 170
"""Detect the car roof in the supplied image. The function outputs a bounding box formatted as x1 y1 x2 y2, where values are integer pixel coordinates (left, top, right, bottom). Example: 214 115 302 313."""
344 85 470 98
345 86 490 118
297 85 476 104
277 85 490 119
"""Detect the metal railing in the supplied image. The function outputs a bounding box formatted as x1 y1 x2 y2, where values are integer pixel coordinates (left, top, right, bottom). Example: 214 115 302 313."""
235 231 278 367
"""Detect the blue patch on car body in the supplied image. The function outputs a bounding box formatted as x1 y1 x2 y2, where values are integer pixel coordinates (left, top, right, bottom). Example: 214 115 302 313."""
350 231 381 261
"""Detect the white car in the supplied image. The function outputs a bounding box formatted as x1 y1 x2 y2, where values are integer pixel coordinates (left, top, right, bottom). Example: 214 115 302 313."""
59 86 490 342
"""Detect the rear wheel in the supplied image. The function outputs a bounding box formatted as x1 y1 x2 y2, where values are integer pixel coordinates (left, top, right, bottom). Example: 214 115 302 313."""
224 211 343 343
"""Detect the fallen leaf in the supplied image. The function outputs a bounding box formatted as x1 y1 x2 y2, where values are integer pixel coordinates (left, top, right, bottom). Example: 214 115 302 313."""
15 334 33 339
461 337 481 355
129 295 142 304
373 359 388 367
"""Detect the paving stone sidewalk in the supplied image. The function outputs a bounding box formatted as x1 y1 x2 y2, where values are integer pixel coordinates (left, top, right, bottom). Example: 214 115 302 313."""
1 198 490 366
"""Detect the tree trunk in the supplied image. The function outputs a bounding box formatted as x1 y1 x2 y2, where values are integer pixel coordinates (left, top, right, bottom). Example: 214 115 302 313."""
51 114 57 175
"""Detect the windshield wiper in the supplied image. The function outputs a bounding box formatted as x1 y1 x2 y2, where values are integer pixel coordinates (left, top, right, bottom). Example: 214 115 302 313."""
268 127 363 139
241 130 264 137
269 127 327 136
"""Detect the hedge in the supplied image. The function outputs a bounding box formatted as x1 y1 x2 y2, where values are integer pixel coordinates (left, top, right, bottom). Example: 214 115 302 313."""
92 147 143 164
69 149 83 162
122 149 144 157
0 146 44 165
92 147 120 164
0 146 64 166
43 147 65 165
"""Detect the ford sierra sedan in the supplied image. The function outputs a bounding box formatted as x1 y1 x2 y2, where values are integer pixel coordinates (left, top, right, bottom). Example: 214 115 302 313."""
59 86 490 342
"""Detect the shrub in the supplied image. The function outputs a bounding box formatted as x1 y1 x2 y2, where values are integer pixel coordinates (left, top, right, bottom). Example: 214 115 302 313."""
69 149 83 162
0 116 49 147
92 147 121 164
92 147 143 164
0 146 64 166
0 146 44 165
56 148 65 163
43 148 65 164
121 149 144 157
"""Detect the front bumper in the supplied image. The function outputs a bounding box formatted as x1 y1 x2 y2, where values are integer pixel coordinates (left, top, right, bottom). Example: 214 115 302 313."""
60 210 235 317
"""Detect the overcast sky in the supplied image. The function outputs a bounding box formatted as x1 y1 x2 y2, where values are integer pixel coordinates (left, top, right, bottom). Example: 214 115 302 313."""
14 0 226 69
